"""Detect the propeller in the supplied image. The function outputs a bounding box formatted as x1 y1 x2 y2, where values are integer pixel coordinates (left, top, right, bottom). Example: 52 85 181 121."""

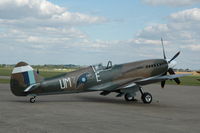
161 72 167 88
161 80 166 88
168 51 180 63
160 38 181 88
168 68 180 84
161 38 166 59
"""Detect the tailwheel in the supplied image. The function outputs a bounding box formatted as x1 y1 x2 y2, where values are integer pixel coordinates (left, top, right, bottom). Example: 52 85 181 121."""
124 93 135 102
141 92 152 104
30 96 36 103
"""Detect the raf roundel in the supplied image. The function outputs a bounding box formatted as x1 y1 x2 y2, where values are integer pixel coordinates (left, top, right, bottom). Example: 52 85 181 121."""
76 73 89 88
81 77 87 83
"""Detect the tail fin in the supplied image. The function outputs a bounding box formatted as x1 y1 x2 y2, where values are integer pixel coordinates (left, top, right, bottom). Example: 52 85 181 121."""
10 62 43 96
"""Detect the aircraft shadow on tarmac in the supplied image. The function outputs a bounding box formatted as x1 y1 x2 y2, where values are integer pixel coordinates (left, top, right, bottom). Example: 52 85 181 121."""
75 95 164 107
7 95 165 108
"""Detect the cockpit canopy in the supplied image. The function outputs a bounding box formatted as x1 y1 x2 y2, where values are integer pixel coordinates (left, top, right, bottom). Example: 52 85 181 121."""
92 61 112 71
93 63 104 71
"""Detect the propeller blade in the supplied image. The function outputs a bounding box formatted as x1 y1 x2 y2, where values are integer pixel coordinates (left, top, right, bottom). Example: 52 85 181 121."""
168 68 181 84
168 68 175 74
169 51 180 63
161 80 166 88
161 38 166 59
161 72 167 88
174 78 181 84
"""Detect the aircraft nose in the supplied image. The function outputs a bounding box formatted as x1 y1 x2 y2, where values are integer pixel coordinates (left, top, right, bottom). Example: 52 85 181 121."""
168 60 177 68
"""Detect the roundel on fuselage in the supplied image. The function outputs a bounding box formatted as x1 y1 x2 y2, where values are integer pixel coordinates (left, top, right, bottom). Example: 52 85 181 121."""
76 73 89 87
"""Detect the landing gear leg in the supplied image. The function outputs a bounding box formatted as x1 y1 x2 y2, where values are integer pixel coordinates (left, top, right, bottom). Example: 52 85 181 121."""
30 96 36 103
139 87 152 104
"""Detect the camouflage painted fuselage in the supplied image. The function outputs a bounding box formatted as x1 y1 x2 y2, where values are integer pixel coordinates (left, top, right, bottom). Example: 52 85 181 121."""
10 59 168 96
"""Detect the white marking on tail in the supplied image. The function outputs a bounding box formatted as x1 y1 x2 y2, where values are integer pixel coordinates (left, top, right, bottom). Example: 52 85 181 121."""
12 65 33 74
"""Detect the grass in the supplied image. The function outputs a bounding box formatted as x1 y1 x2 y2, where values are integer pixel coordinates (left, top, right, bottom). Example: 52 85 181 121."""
0 79 10 84
166 75 200 86
0 68 75 78
0 68 12 76
0 67 75 84
39 71 67 78
0 68 199 86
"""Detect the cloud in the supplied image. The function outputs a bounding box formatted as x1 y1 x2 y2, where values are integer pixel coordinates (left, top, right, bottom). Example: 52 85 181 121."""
0 0 107 55
134 8 200 69
0 0 106 28
142 0 200 6
181 44 200 51
170 8 200 22
0 0 199 69
0 0 65 19
136 8 200 52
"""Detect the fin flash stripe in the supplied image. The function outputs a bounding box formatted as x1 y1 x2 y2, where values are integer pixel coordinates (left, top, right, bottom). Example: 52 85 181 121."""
22 71 36 85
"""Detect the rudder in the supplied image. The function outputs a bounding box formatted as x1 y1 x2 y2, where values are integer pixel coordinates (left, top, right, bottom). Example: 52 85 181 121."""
10 62 43 96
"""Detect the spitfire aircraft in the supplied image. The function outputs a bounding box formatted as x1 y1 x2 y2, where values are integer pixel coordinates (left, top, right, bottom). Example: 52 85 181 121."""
10 39 190 103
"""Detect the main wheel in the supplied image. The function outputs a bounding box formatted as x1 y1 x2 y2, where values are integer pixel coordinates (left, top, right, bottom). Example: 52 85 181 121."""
30 97 36 103
141 92 152 104
124 93 135 102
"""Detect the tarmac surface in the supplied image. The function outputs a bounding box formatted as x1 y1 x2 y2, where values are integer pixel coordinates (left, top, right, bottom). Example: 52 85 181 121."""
0 83 200 133
0 76 9 79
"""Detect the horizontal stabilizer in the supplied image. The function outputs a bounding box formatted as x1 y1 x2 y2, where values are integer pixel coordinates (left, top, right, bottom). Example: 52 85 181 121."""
24 83 40 93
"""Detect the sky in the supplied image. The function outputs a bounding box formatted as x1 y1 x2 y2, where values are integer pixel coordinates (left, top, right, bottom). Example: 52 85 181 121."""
0 0 200 69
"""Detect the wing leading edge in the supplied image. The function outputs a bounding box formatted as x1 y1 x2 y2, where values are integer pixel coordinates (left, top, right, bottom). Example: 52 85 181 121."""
123 74 191 88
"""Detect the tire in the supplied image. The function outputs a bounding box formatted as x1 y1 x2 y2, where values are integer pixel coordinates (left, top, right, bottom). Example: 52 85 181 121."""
30 98 36 103
141 92 152 104
124 93 135 102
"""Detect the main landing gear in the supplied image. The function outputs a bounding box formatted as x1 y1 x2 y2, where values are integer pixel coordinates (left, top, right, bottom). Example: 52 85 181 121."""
30 96 36 103
124 87 152 104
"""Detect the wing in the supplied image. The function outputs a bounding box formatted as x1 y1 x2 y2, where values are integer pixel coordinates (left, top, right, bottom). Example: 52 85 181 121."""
123 74 191 88
94 74 190 96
